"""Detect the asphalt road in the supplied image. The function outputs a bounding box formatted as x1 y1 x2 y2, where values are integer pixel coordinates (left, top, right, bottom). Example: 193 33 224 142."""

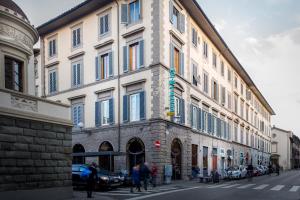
73 170 300 200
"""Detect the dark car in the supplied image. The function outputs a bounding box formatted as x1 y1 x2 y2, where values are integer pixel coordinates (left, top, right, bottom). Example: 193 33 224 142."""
72 164 122 189
117 169 132 186
96 168 122 189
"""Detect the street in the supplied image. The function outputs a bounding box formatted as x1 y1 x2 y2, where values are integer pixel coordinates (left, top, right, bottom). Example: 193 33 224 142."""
73 170 300 200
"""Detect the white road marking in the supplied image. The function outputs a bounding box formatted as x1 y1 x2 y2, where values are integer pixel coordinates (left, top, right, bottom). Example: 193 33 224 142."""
125 186 203 200
221 184 241 188
253 184 269 190
207 183 231 188
289 186 300 192
237 184 256 189
97 192 139 196
270 185 285 191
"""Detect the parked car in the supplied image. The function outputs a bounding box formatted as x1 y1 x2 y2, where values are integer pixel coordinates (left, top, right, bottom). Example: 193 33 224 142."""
72 164 122 189
117 169 132 186
254 166 263 176
257 166 266 175
226 165 247 179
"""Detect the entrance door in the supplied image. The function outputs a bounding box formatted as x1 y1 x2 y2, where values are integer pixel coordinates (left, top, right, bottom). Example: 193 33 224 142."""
127 138 145 173
203 146 208 176
171 138 182 180
212 156 217 171
192 144 198 167
99 141 114 171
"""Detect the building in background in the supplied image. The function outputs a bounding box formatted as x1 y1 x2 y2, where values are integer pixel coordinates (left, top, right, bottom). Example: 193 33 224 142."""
291 134 300 169
36 0 274 183
0 0 72 199
271 126 293 170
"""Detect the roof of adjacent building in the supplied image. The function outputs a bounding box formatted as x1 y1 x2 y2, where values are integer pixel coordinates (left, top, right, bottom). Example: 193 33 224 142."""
36 0 275 115
0 0 28 20
272 126 292 134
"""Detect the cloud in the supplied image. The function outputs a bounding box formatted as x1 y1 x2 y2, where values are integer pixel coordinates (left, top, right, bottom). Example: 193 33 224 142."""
214 19 227 32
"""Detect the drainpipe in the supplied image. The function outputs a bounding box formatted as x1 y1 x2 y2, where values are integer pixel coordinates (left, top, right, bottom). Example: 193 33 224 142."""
40 37 46 97
115 0 121 152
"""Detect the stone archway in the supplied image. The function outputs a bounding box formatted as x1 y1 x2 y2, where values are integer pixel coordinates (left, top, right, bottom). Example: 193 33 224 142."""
99 141 114 171
127 137 145 172
73 144 85 164
171 138 182 180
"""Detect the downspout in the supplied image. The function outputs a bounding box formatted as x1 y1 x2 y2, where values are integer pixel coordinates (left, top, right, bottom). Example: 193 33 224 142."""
115 0 121 152
40 37 46 97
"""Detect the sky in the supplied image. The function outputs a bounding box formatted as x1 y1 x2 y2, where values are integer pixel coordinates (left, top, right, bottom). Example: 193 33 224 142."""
14 0 300 136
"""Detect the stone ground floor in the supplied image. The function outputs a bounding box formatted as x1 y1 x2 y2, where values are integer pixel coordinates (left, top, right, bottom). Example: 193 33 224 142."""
72 119 270 184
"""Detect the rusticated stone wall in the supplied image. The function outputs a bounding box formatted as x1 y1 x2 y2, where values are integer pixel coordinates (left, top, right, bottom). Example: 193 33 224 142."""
0 115 72 200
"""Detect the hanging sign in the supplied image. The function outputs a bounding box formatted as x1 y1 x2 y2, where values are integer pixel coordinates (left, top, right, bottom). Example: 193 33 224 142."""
169 67 175 116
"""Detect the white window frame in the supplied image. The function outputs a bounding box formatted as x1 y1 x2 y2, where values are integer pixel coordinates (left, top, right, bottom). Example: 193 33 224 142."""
101 99 110 125
129 93 140 122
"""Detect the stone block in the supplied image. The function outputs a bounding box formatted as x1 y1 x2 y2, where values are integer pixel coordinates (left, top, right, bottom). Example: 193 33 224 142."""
40 153 51 160
0 134 16 143
37 130 56 139
63 180 72 186
45 160 57 167
14 175 26 182
57 161 68 167
51 153 64 160
13 143 28 151
17 135 33 144
0 116 15 126
26 174 42 182
52 125 67 133
54 167 64 173
42 174 57 181
15 119 30 128
31 152 41 159
48 139 62 146
34 160 45 167
56 132 64 139
5 151 31 159
30 121 43 130
43 123 52 130
0 142 15 150
7 167 23 174
38 167 54 174
55 146 64 153
64 133 72 140
17 159 34 167
23 128 37 136
0 126 23 135
23 167 36 174
29 144 45 152
1 159 16 166
45 145 56 152
57 173 68 180
34 137 48 145
63 140 72 147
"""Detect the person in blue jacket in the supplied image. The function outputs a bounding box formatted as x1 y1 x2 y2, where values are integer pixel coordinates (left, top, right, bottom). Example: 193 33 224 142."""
131 165 141 193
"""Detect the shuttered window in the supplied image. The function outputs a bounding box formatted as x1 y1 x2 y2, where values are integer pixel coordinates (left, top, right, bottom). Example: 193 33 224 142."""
123 40 144 73
49 39 56 57
49 70 57 94
192 63 198 86
170 44 184 77
123 91 145 123
169 1 185 33
95 52 113 80
212 52 217 67
72 28 81 48
192 28 197 46
191 105 197 129
100 14 109 35
72 62 82 87
203 72 208 94
203 41 208 58
72 103 84 127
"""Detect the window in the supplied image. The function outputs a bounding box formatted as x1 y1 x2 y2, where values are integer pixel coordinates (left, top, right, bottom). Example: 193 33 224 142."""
240 83 244 95
227 69 231 82
212 80 218 101
234 123 238 142
123 91 145 123
234 76 238 88
221 86 226 105
130 93 140 122
174 96 185 124
5 56 23 92
72 61 82 87
203 41 208 58
192 63 199 86
96 52 113 80
192 28 197 47
246 104 249 121
221 61 224 76
72 27 81 48
203 110 208 133
203 72 208 94
101 100 109 125
95 98 114 126
240 100 244 118
212 52 217 68
228 93 232 110
72 103 84 128
170 43 184 76
34 62 38 79
99 14 109 36
35 85 38 96
192 105 197 129
49 39 56 57
49 70 57 94
129 0 141 24
169 1 185 33
228 121 232 140
234 94 238 114
240 126 244 144
246 89 251 101
123 40 144 73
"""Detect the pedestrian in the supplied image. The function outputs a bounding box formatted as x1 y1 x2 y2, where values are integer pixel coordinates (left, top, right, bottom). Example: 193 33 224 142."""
131 165 141 193
268 163 273 175
246 164 253 181
140 162 151 191
276 164 280 176
86 162 98 198
151 163 158 187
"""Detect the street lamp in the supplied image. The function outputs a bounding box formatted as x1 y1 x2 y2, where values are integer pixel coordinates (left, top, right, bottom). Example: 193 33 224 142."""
78 122 92 134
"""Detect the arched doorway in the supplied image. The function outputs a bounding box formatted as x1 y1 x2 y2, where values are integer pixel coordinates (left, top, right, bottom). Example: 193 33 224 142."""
171 138 182 180
127 138 145 172
99 141 114 171
73 144 85 164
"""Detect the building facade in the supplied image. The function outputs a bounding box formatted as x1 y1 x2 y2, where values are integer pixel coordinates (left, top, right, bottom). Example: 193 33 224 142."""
37 0 274 183
0 0 72 199
291 134 300 169
271 126 293 170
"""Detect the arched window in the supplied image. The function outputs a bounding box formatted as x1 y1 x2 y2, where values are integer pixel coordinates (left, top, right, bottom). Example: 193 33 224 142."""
73 144 85 164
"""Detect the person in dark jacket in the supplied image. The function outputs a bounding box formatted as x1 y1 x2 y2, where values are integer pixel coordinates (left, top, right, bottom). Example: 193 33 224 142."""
87 162 98 198
140 162 151 191
131 165 141 193
151 163 158 187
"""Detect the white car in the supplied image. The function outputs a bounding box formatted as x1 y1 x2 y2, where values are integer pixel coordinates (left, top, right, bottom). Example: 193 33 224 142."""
227 165 247 179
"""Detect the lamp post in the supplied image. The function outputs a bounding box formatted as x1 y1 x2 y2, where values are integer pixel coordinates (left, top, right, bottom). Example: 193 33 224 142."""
78 122 92 134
